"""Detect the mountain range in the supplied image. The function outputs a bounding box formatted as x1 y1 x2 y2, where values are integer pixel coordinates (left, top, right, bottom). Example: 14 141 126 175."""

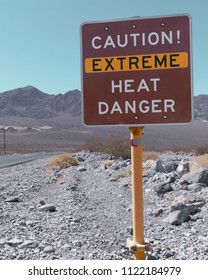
0 85 207 120
0 85 208 152
0 86 81 119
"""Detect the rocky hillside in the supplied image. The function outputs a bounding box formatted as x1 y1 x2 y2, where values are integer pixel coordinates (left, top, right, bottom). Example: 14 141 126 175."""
0 86 207 121
0 151 208 260
193 94 208 121
0 86 81 118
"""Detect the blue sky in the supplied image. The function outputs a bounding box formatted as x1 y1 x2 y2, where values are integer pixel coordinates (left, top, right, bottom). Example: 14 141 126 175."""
0 0 207 95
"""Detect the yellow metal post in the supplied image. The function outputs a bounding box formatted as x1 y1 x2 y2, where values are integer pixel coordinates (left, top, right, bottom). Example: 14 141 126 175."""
129 127 145 260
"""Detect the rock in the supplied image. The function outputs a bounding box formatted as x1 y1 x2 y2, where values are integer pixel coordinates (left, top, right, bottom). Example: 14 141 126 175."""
180 168 208 185
5 196 21 202
72 218 80 223
151 160 166 173
77 167 87 172
163 163 178 173
19 240 37 249
43 246 55 253
39 200 46 205
153 181 173 194
171 195 205 214
168 176 176 183
77 156 85 162
146 252 160 260
188 183 208 192
38 204 56 212
172 194 206 208
0 239 7 245
61 243 71 250
7 239 23 246
70 185 78 191
109 178 117 182
72 256 85 260
143 160 156 175
154 208 163 217
176 161 190 176
168 210 190 225
172 202 198 215
169 194 206 225
164 251 174 258
121 184 129 188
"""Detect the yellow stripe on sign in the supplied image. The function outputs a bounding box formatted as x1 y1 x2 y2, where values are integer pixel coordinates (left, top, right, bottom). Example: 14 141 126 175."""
85 52 188 73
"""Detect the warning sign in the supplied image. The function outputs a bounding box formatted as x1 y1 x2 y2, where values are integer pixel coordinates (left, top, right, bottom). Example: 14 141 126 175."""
85 52 188 73
81 14 193 126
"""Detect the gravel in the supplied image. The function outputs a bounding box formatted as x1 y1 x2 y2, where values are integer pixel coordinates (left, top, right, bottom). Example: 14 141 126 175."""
0 151 208 260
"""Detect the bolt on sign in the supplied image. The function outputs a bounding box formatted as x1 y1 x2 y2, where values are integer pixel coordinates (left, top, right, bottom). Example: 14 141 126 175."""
81 14 193 126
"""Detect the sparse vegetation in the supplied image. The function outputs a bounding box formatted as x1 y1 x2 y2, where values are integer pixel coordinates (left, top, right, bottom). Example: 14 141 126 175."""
190 153 208 172
194 144 208 156
143 151 159 161
83 135 161 160
116 169 131 180
99 160 113 167
47 153 78 169
83 135 130 159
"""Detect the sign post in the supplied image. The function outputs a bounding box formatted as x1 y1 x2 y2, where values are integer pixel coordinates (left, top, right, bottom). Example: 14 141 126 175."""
81 14 192 260
129 127 145 260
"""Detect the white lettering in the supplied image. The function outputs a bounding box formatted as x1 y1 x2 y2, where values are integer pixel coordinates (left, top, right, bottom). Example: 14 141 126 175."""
150 78 160 91
161 31 173 44
98 102 109 114
129 33 140 46
137 79 150 92
97 99 175 115
124 80 134 93
92 36 101 49
104 36 116 48
111 78 161 94
164 99 175 112
117 34 128 47
91 31 176 50
142 33 146 46
125 101 136 113
139 100 150 113
111 80 122 93
148 32 159 45
110 101 122 114
152 100 162 113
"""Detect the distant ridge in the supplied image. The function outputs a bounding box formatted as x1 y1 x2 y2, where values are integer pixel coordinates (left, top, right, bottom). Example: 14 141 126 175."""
193 94 208 121
0 86 81 119
0 86 207 121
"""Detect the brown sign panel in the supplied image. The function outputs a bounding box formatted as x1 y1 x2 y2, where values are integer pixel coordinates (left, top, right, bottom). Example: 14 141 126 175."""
81 14 193 126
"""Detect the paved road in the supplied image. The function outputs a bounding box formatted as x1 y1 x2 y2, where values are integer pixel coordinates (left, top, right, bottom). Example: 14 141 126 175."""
0 152 60 169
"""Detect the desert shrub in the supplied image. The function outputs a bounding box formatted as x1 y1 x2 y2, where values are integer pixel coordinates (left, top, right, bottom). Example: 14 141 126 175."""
99 160 113 167
83 136 105 153
83 135 130 159
83 135 161 160
47 153 78 169
103 136 130 159
190 153 208 172
194 144 208 156
116 169 131 180
143 150 159 161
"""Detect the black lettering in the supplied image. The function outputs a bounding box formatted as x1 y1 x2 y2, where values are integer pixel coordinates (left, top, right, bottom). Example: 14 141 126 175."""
142 55 152 69
155 55 167 68
92 59 102 71
105 58 114 70
170 54 180 67
117 57 126 70
129 56 139 69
